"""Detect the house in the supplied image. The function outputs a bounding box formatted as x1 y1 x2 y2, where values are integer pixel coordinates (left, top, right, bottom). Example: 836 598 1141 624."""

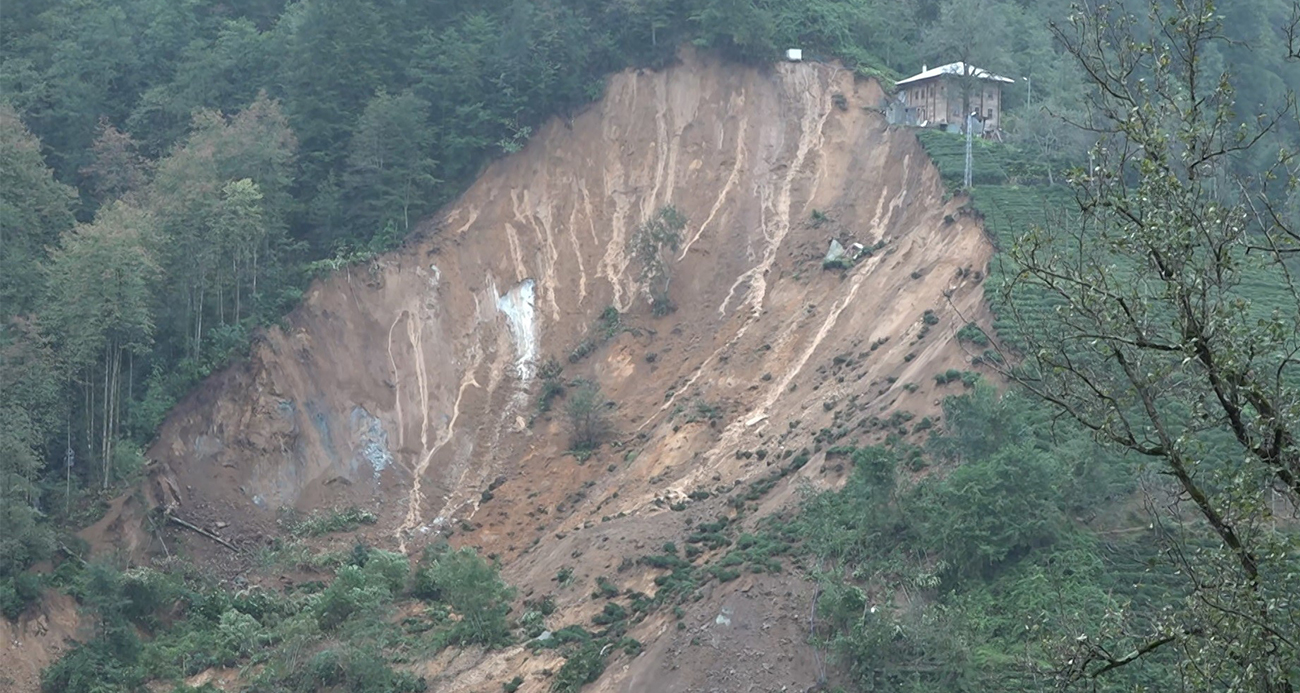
895 62 1014 135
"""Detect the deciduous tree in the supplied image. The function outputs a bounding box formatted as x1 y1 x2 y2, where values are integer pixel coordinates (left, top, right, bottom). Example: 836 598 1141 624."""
82 118 150 204
999 1 1300 687
147 94 295 355
920 0 1013 121
212 178 268 324
0 104 77 314
627 205 686 315
0 325 58 617
44 202 159 487
344 90 438 243
565 379 609 451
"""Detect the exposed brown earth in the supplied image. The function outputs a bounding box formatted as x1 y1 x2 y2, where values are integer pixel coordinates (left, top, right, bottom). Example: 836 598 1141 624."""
1 591 84 693
23 51 994 692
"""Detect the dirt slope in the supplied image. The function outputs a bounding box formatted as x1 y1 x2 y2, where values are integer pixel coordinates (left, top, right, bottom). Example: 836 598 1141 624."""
1 592 84 693
105 51 991 691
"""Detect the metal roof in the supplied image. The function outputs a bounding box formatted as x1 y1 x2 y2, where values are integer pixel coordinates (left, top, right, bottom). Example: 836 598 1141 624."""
895 62 1015 86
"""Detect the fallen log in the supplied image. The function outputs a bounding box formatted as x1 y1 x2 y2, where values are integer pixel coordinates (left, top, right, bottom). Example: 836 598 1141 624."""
166 513 240 553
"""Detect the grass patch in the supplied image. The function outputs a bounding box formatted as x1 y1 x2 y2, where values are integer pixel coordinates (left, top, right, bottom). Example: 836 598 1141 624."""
287 507 378 537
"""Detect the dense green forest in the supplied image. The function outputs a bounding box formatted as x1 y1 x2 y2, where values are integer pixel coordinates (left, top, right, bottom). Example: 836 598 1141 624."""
4 0 1300 690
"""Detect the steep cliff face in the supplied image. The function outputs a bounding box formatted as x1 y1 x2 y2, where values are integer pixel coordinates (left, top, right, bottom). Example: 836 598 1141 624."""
133 51 991 691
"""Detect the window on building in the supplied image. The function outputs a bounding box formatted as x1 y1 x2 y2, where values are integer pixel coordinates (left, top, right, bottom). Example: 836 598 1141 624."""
987 108 993 119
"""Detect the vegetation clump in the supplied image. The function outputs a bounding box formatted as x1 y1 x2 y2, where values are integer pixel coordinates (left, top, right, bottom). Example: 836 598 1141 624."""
627 206 687 315
288 506 378 537
956 321 989 347
536 357 565 413
565 379 610 453
40 541 513 693
777 389 1159 690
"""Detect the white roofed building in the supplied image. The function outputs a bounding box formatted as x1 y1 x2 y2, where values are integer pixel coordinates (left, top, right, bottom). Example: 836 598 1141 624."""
895 62 1014 135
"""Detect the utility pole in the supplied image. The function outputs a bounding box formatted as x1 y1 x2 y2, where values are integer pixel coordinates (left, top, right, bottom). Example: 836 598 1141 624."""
964 111 975 189
65 428 74 515
1023 76 1032 107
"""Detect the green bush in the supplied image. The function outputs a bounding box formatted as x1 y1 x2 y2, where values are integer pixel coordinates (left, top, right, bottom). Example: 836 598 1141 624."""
591 601 628 625
41 549 466 693
289 507 378 537
118 568 186 630
927 445 1064 578
537 357 565 412
42 636 142 693
0 572 43 620
214 609 265 662
628 207 686 314
314 564 393 630
520 608 547 638
956 321 990 347
593 576 619 599
934 368 963 385
285 647 427 693
538 378 565 413
412 548 514 647
361 549 410 594
551 641 608 692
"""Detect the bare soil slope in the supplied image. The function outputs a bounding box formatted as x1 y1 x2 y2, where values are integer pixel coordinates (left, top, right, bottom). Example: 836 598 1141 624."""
113 51 991 691
1 592 84 693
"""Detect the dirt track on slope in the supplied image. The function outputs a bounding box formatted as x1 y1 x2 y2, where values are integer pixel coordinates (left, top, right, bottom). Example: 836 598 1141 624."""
71 50 994 692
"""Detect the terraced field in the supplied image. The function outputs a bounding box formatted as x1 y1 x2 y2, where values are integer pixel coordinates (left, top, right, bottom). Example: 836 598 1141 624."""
917 129 1300 340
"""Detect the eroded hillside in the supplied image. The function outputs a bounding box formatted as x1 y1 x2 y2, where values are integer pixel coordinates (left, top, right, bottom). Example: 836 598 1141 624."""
95 52 992 692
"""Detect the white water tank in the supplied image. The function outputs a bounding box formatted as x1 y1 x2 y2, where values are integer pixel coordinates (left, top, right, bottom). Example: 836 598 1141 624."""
786 49 803 62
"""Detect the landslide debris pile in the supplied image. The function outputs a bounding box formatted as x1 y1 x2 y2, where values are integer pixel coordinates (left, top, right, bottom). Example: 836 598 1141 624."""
131 52 991 691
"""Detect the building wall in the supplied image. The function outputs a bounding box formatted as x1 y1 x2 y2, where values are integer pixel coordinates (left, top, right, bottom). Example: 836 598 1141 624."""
904 80 951 125
903 76 1001 133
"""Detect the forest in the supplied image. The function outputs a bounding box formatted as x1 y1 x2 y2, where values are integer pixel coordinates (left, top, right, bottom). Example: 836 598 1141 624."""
3 0 1300 691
